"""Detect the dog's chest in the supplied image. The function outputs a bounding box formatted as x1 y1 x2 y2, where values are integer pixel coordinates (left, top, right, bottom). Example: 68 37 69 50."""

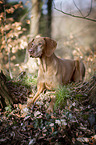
39 66 59 89
44 72 58 89
38 57 61 88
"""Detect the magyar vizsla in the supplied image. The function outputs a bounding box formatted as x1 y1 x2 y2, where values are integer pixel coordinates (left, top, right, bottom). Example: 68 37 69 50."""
27 37 85 107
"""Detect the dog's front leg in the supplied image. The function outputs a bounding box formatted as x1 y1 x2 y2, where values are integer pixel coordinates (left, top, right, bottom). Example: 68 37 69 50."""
27 83 45 107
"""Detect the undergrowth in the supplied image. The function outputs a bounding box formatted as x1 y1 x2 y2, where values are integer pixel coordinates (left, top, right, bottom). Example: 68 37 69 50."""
54 85 71 109
11 73 37 88
21 73 37 87
1 73 96 145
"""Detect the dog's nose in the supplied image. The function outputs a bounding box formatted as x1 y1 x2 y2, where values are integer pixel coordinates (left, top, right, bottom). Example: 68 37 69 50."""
29 49 34 53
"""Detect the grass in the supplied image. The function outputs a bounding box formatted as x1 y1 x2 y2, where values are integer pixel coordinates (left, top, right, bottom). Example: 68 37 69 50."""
21 74 37 87
6 72 38 90
54 85 71 110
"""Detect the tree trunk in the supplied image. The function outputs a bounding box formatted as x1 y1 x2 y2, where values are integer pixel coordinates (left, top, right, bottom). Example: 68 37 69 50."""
47 0 53 37
30 0 40 38
0 71 13 109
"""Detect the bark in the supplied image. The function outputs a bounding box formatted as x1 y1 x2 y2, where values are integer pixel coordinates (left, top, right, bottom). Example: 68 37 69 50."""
30 0 40 38
0 71 13 109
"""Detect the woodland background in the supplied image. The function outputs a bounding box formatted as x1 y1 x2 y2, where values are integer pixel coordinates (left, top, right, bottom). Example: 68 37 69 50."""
0 0 96 79
0 0 96 145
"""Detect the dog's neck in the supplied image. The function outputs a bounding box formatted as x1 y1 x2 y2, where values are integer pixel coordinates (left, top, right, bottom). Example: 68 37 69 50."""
40 53 56 72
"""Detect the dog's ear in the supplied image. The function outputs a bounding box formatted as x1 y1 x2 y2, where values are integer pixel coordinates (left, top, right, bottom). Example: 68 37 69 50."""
44 37 57 57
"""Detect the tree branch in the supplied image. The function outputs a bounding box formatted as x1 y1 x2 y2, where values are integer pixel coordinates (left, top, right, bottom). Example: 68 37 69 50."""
53 0 96 22
73 0 84 17
84 0 92 17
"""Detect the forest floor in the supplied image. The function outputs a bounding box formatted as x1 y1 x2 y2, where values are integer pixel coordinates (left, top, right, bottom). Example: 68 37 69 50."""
0 73 96 145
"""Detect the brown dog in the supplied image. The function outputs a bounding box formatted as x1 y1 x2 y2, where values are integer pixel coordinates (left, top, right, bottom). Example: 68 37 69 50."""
27 37 85 107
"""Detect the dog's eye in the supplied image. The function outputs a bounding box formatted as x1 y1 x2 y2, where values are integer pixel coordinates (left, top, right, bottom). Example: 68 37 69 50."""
39 42 42 45
31 43 33 47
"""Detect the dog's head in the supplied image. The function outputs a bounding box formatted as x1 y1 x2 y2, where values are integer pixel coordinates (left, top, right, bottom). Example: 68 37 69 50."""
28 37 57 58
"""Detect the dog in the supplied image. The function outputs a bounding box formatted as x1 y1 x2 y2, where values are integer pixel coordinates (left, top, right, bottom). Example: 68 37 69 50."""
27 37 85 107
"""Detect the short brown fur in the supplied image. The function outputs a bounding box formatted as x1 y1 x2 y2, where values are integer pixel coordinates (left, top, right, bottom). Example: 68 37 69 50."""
27 37 85 106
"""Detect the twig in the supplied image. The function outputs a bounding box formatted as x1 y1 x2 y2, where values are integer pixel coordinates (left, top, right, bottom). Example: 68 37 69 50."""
73 0 92 18
53 1 96 22
73 0 84 17
17 130 29 139
73 82 88 91
84 0 93 17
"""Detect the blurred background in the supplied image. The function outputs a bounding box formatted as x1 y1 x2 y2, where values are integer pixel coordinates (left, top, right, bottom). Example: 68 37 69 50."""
0 0 96 80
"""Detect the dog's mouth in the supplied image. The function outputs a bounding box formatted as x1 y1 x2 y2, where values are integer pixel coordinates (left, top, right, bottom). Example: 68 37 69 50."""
30 54 33 57
29 52 42 58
